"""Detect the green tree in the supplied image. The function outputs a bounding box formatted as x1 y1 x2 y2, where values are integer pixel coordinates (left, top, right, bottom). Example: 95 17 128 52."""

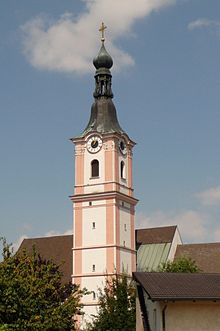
0 238 85 331
159 256 200 273
85 274 136 331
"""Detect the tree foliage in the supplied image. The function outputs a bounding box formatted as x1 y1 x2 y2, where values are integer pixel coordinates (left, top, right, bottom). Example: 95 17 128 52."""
0 238 85 331
85 274 136 331
159 256 200 273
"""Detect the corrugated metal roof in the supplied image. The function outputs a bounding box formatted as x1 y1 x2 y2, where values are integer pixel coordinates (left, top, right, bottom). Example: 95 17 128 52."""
137 243 171 271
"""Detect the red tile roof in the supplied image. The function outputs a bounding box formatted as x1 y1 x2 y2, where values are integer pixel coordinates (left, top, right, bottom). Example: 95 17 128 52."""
18 235 73 284
175 242 220 273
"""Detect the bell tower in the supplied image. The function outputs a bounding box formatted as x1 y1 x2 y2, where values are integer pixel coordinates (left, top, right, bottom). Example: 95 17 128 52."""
70 24 138 323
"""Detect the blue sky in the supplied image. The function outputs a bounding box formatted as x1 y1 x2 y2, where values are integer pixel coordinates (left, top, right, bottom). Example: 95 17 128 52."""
1 0 220 249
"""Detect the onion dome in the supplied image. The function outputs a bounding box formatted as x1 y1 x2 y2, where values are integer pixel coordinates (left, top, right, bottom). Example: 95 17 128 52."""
93 43 113 70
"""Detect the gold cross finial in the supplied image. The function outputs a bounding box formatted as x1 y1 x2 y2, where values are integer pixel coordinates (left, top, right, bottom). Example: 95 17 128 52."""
99 22 107 42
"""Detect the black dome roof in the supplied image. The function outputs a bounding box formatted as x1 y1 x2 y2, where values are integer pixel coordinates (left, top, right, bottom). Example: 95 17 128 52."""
80 98 124 136
93 42 113 70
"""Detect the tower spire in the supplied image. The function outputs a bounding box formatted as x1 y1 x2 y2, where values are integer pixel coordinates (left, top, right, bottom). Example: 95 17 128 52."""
76 23 126 137
93 22 113 99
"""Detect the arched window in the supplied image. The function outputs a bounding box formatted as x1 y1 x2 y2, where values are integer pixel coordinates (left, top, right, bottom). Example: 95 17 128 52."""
120 161 126 179
91 159 99 177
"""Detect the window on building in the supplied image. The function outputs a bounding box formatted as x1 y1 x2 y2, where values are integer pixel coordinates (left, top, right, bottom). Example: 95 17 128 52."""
93 292 96 300
92 222 96 229
120 161 126 179
89 201 92 206
91 159 99 177
92 264 95 272
123 240 125 247
124 224 127 231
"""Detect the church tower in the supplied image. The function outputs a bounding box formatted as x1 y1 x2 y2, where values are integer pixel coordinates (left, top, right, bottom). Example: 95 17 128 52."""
70 24 138 322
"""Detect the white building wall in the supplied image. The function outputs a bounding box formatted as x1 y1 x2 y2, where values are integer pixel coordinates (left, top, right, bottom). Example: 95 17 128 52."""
81 305 99 329
82 200 106 207
84 145 105 193
119 186 129 195
82 248 106 274
167 228 182 261
120 250 132 274
146 297 163 331
84 183 104 194
81 276 108 328
81 275 106 303
82 205 106 246
119 207 131 248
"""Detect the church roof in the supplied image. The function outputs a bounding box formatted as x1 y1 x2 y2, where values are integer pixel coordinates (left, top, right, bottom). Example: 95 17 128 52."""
137 243 171 272
18 235 72 284
175 242 220 273
136 225 177 246
133 272 220 301
17 226 177 283
136 226 178 272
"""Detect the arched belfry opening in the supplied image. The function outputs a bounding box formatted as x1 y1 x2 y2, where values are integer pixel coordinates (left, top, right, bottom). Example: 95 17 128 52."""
91 159 99 177
120 161 126 179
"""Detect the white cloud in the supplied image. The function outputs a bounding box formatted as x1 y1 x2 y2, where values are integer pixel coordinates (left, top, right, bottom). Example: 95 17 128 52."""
188 18 220 31
213 229 220 242
12 234 28 253
45 229 73 237
136 210 208 243
21 0 176 74
196 185 220 206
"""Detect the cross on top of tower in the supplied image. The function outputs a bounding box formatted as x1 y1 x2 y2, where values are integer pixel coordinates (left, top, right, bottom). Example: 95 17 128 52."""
99 22 107 42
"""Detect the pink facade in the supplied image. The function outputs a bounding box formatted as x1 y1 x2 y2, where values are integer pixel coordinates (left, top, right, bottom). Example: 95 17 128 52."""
70 35 138 324
70 134 138 323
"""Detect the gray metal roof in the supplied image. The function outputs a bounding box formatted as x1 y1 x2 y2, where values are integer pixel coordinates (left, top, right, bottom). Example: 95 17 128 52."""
79 97 125 137
137 243 171 271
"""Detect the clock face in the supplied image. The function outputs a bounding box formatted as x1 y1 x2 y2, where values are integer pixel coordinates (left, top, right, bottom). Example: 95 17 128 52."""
87 136 102 153
119 139 127 155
